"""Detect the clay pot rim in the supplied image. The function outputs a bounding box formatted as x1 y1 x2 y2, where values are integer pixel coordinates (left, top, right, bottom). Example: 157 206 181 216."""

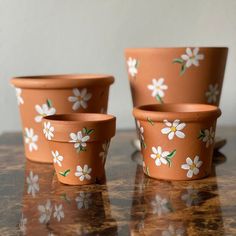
125 47 228 53
44 113 116 124
133 103 221 122
11 74 114 89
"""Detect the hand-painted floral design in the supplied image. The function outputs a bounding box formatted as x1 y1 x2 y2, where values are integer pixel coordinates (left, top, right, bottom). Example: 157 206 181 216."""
51 150 63 167
150 146 176 167
68 88 92 111
38 200 52 224
181 186 200 207
69 127 93 152
43 122 54 140
205 84 219 104
198 127 215 147
59 169 70 177
19 214 27 234
24 128 38 152
173 47 204 75
162 225 185 236
151 194 172 216
75 192 92 209
34 100 56 123
147 78 168 103
161 120 186 140
181 156 203 178
136 120 146 149
15 88 24 105
53 204 64 222
26 170 39 197
127 57 138 77
99 140 110 165
75 165 92 181
142 161 150 176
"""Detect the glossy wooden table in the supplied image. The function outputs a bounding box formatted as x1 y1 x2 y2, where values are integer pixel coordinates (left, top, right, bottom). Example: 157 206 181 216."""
0 128 236 236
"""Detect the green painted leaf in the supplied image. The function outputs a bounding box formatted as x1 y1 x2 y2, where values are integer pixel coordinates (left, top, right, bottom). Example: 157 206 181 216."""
141 141 147 149
180 64 186 76
146 166 150 175
167 149 176 158
147 117 154 126
59 169 71 177
82 127 87 134
156 94 163 104
173 58 184 64
60 193 71 203
166 158 172 167
87 129 94 135
198 130 205 139
135 60 139 68
46 99 52 108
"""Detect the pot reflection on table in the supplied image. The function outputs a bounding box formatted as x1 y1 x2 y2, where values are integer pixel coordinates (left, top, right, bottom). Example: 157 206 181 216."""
19 160 117 236
130 151 225 236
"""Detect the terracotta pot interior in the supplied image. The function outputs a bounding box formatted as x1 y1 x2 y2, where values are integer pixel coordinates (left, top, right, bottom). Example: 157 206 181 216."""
139 103 219 113
44 113 115 123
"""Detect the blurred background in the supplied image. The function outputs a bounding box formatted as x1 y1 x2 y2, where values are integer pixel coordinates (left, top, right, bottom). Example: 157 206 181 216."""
0 0 236 133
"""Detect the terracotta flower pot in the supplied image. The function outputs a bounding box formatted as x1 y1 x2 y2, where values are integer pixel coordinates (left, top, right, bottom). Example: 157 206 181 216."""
125 47 228 107
133 103 221 180
11 74 114 163
42 113 116 185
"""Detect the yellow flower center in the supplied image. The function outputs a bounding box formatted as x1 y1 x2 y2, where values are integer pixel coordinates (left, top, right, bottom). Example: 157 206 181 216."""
171 126 176 132
155 85 161 90
190 163 196 170
77 96 83 101
156 153 161 159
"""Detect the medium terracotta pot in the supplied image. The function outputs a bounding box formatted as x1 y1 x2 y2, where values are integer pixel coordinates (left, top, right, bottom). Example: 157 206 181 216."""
11 74 114 163
42 113 116 185
133 103 221 180
125 47 228 107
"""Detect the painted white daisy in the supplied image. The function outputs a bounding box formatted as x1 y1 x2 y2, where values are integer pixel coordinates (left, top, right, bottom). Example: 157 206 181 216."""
24 128 38 152
75 165 92 181
75 192 92 209
181 47 204 68
69 131 90 151
35 103 56 123
161 120 186 140
51 150 63 167
15 88 24 105
202 127 215 147
53 204 64 222
19 214 27 234
162 225 185 236
68 88 92 111
181 156 203 178
38 200 52 224
147 78 168 98
43 122 54 140
205 84 219 104
151 194 171 216
181 187 200 207
150 146 169 166
127 57 138 77
26 170 39 197
99 141 110 165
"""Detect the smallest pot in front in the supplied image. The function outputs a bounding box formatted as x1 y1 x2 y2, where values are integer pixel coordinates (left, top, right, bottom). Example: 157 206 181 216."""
133 103 221 181
42 113 116 185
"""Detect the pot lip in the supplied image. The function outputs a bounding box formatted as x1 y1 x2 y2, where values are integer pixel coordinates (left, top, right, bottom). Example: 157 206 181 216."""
133 103 221 122
11 74 114 89
125 46 228 53
43 113 116 125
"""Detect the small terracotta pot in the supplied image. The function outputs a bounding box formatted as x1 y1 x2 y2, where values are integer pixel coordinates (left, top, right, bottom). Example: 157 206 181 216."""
133 103 221 180
11 74 114 163
125 47 228 107
42 113 116 185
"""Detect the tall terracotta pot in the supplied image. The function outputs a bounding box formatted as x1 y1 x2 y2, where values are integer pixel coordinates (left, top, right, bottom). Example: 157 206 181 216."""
11 74 114 163
125 47 228 107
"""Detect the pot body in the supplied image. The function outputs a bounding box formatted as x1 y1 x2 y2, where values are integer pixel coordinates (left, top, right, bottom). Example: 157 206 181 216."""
42 113 116 185
133 104 221 180
11 75 114 163
48 140 110 185
125 47 228 107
